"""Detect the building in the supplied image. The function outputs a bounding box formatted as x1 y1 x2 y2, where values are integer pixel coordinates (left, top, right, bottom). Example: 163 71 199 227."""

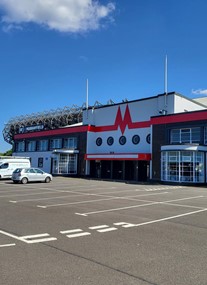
83 92 206 182
152 109 207 183
4 91 207 184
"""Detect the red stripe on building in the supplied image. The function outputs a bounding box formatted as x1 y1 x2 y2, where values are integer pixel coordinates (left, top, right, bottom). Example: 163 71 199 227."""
14 125 89 139
85 153 151 161
151 110 207 125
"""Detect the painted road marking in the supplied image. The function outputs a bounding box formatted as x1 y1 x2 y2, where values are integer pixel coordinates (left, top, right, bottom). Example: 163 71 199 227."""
1 207 207 247
37 191 168 209
146 186 184 192
113 222 137 228
0 243 16 248
60 229 91 238
133 208 207 227
20 233 57 244
0 230 22 242
89 225 117 232
76 195 204 216
1 191 60 199
37 196 121 208
9 193 93 203
76 202 158 216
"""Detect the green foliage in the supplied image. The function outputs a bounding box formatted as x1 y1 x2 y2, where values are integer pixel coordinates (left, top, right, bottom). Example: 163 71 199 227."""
0 149 12 156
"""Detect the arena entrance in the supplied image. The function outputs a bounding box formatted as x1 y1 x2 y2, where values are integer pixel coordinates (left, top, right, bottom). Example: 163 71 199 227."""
90 160 149 182
52 150 79 175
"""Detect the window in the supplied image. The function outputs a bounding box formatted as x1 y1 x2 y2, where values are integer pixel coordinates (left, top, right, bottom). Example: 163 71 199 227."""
16 141 25 152
0 163 9 169
161 151 204 183
25 168 35 173
50 139 62 149
37 140 48 151
52 154 77 174
170 128 200 144
38 157 43 168
35 168 44 174
26 141 36 151
63 137 77 149
204 127 207 145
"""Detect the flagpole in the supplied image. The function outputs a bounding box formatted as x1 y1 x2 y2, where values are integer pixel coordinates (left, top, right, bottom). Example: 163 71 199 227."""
164 55 168 95
86 79 89 119
164 55 168 110
86 78 89 109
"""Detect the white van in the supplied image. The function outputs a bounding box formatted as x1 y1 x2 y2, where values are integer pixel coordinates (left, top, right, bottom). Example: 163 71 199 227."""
0 157 31 179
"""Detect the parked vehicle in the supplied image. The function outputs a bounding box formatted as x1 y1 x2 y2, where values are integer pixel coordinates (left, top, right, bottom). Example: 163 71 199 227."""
0 157 31 179
12 168 52 184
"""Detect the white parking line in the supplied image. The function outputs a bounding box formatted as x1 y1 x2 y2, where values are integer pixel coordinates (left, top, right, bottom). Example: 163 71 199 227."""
162 202 204 209
9 193 93 203
37 197 121 208
0 229 57 244
88 225 117 232
0 243 16 248
146 186 184 192
113 222 137 228
3 191 63 199
20 233 57 244
89 225 109 230
76 202 158 216
133 208 207 227
60 229 91 238
97 227 117 233
75 195 204 216
36 191 169 208
66 232 91 238
0 230 22 242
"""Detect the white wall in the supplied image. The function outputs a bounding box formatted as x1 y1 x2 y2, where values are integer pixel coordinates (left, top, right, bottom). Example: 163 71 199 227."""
13 151 52 173
174 95 206 113
84 95 169 126
87 128 151 154
84 93 206 156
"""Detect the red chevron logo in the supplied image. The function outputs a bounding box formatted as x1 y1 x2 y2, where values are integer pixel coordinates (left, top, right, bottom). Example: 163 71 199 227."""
88 104 151 134
114 105 132 134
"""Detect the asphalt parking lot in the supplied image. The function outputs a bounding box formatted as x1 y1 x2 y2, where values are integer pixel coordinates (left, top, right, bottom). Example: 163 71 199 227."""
0 177 207 285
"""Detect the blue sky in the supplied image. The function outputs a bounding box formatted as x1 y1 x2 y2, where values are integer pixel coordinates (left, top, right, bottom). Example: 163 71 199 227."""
0 0 207 152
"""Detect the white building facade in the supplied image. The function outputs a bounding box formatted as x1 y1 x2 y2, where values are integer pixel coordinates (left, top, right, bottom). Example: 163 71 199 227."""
83 92 205 181
10 92 207 183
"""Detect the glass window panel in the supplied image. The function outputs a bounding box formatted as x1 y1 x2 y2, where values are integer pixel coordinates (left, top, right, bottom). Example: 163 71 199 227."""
50 139 62 149
161 151 204 183
170 129 180 143
17 141 25 152
181 129 190 142
191 127 200 143
63 138 77 149
38 140 48 151
27 141 36 151
204 127 207 145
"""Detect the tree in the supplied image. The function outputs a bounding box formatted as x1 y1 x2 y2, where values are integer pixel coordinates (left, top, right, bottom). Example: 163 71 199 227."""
0 149 12 156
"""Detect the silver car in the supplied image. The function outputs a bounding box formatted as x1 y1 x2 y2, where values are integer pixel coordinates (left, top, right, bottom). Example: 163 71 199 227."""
12 168 52 184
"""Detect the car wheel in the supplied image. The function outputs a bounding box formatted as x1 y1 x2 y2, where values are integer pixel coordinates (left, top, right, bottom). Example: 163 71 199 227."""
21 177 28 184
45 177 51 183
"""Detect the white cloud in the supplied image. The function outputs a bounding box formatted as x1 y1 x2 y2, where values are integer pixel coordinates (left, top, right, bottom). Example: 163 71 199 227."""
192 89 207 96
0 0 115 33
